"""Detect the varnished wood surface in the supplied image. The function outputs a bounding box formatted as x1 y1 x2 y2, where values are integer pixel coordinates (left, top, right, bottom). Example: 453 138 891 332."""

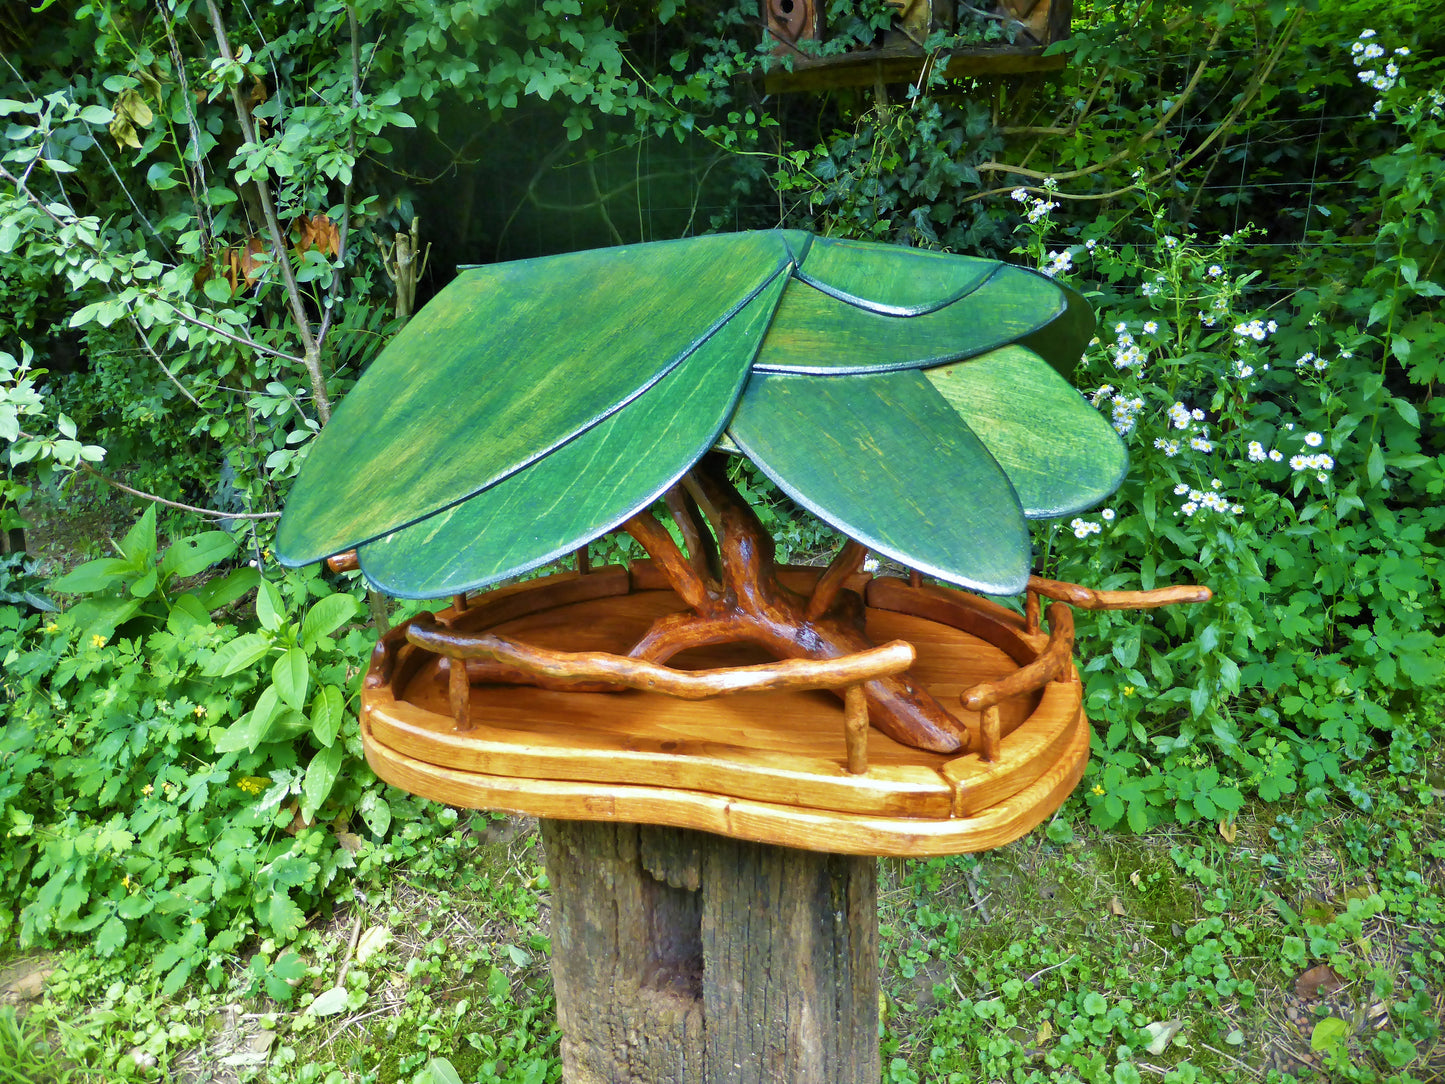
362 699 1089 857
276 233 791 567
620 461 969 753
405 611 916 699
362 575 1090 851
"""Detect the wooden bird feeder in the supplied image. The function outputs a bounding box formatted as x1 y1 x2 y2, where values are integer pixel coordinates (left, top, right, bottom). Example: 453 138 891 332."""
279 231 1207 1081
759 0 1073 94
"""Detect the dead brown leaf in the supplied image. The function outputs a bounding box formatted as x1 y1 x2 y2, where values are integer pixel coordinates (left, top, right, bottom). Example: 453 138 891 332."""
1218 818 1238 843
1295 963 1344 1000
1109 896 1126 917
294 214 340 259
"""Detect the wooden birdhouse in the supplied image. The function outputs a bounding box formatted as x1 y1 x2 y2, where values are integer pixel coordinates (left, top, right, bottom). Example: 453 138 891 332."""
762 0 1073 93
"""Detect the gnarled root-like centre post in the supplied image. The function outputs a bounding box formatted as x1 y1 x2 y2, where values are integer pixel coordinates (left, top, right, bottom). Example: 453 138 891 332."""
622 456 970 754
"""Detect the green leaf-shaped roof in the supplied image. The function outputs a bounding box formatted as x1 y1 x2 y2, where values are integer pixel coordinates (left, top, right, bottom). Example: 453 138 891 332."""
275 231 1121 598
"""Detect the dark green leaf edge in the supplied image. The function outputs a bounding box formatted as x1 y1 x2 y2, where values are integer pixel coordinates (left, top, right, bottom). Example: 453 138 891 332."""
752 267 1069 377
793 242 1006 317
277 256 794 568
354 271 790 599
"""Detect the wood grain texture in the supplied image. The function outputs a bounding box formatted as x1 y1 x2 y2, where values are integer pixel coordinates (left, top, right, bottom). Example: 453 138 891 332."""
924 343 1127 518
1026 575 1213 610
405 611 916 699
540 820 878 1083
351 270 789 599
959 602 1074 711
752 269 1064 375
363 572 1094 842
621 461 970 754
361 698 1090 856
794 236 999 316
276 232 791 567
729 370 1030 595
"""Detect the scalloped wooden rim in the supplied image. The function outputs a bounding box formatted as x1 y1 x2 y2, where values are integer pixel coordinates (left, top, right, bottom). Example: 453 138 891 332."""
360 567 1091 855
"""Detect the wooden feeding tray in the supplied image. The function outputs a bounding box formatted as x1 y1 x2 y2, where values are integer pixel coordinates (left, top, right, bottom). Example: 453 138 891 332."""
361 562 1089 858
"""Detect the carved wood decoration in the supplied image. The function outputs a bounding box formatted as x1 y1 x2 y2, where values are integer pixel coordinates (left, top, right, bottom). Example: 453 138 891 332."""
277 229 1213 854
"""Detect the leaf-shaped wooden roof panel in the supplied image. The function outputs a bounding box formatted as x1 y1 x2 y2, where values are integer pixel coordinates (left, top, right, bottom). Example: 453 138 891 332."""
923 344 1128 519
276 232 793 568
794 235 1002 315
751 267 1066 375
727 369 1031 595
353 271 789 598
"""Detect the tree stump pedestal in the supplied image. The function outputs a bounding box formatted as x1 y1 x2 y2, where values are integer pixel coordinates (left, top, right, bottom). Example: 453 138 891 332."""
539 818 878 1084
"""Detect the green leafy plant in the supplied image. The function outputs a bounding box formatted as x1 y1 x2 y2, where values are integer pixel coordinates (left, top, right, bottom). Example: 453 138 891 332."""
48 504 256 639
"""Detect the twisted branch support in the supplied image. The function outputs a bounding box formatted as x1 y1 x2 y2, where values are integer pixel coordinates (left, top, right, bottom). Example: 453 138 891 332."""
623 457 971 755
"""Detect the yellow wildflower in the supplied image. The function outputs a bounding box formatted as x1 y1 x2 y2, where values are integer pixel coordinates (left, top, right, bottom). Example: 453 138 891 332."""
90 634 106 648
1121 685 1136 697
194 705 207 718
45 623 59 634
142 784 153 796
1091 784 1106 796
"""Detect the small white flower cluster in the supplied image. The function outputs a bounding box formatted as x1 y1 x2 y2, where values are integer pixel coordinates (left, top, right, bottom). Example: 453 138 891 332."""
1207 264 1223 278
1090 383 1114 407
1110 394 1146 436
1172 481 1244 518
1233 357 1255 379
1163 236 1179 249
1154 437 1179 457
1141 281 1160 298
1167 401 1205 430
1043 249 1073 277
1290 450 1335 482
1233 318 1277 342
1070 517 1102 538
1143 320 1159 335
1350 29 1409 115
1111 325 1147 370
1200 297 1229 328
1246 440 1285 463
1013 185 1059 223
1294 351 1329 373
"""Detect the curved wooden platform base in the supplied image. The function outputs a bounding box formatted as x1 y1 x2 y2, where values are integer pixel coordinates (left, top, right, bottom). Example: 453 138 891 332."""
361 565 1089 856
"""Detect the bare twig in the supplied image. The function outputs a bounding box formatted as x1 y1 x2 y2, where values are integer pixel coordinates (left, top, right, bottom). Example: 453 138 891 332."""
128 316 203 408
13 429 280 519
204 0 332 424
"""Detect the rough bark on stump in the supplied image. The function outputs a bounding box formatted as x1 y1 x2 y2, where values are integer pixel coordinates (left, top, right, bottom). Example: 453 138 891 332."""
540 819 879 1084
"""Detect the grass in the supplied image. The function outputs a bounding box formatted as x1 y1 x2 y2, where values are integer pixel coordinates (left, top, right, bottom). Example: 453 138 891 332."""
0 1005 87 1083
25 796 1428 1084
